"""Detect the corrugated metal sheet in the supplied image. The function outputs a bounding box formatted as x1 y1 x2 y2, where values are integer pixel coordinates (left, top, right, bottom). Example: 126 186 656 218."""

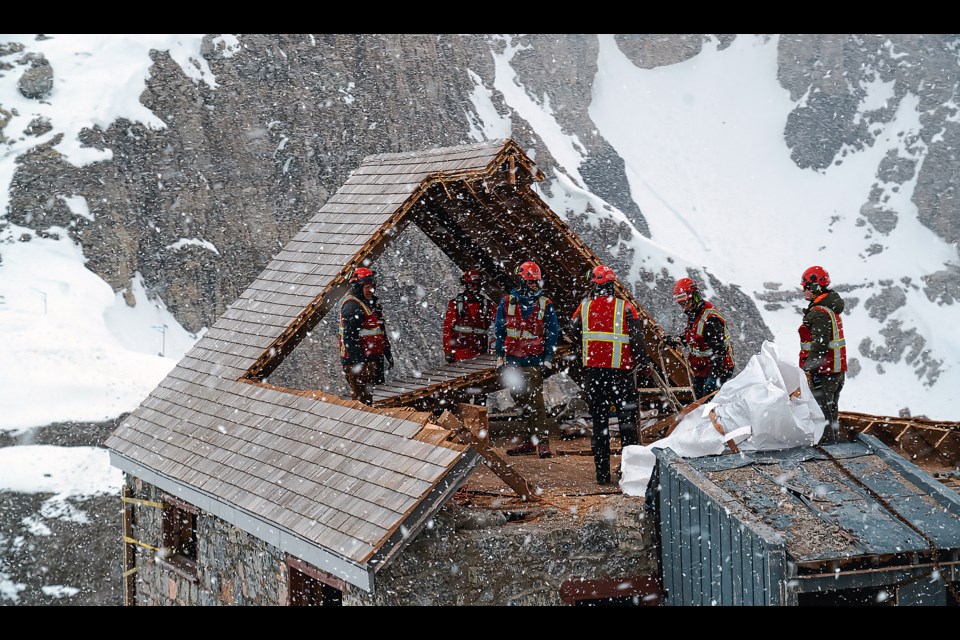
653 435 960 606
655 446 787 605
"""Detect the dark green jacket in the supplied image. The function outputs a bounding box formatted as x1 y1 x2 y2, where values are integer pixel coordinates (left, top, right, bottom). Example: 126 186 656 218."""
802 289 845 373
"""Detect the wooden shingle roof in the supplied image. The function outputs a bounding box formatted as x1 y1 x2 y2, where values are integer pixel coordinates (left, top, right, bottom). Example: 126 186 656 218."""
105 140 521 592
242 138 551 380
245 136 690 391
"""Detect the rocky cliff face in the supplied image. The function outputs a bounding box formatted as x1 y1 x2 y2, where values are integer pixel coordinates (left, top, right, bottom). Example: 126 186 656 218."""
2 34 958 400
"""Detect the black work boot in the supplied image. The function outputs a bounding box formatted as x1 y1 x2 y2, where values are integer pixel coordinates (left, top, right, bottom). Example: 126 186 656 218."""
819 422 838 445
538 440 553 459
596 467 612 485
592 429 611 484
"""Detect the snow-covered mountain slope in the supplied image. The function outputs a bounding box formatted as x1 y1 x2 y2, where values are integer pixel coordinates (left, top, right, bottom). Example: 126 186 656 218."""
1 34 957 432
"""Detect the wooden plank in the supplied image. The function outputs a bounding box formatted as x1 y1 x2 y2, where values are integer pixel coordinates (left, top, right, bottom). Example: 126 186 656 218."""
389 374 462 387
934 432 960 464
368 358 502 405
414 425 455 446
433 411 462 431
664 391 718 436
456 403 489 443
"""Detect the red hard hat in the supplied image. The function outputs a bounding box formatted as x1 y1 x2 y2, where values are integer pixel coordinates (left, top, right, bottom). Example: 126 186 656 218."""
801 265 830 289
516 261 542 281
350 267 375 283
590 265 617 284
673 277 698 303
462 269 483 284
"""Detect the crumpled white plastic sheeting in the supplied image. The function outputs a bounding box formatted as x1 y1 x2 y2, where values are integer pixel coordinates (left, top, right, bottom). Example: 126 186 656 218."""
620 340 825 497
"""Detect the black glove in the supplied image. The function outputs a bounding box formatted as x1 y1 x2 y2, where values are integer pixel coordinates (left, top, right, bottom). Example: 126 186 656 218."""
701 376 720 395
385 352 395 370
664 335 682 348
445 353 455 364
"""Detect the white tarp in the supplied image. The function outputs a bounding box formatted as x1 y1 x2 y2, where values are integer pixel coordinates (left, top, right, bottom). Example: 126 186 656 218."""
620 340 825 497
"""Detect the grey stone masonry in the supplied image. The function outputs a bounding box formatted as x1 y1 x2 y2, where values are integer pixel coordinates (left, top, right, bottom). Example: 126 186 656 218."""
126 476 290 606
348 495 658 606
124 476 657 606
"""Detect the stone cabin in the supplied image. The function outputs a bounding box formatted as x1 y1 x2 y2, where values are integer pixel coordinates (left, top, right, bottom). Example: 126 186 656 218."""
105 139 684 606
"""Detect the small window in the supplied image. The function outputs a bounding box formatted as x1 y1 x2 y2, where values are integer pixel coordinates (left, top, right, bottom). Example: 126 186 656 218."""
160 495 198 580
287 557 343 606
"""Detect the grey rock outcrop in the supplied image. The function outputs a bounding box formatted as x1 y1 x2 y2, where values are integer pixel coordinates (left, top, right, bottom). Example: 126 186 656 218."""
779 34 960 250
17 52 52 99
1 34 957 398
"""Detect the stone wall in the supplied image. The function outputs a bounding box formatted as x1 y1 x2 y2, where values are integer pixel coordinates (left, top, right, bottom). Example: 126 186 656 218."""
127 477 289 606
351 496 658 606
125 476 657 606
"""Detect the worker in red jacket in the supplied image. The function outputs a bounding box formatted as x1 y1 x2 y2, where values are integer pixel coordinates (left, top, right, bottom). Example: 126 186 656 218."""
339 267 393 405
799 265 847 444
443 269 495 363
569 265 652 485
666 277 735 399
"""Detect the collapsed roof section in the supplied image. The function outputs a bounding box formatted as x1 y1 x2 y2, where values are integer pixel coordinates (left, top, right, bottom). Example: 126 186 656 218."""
242 137 690 395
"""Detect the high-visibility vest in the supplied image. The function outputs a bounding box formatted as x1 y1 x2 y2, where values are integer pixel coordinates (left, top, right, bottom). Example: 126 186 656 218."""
684 301 735 377
443 293 492 360
339 293 386 358
502 294 549 358
798 304 846 374
576 296 636 370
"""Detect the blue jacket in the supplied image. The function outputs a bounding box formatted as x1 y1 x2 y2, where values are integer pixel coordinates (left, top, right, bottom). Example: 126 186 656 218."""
494 286 558 366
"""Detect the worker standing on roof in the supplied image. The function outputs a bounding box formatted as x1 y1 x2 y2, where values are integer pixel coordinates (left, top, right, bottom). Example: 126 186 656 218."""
799 265 847 445
569 265 653 485
666 277 735 399
443 269 495 363
495 260 560 459
339 267 394 405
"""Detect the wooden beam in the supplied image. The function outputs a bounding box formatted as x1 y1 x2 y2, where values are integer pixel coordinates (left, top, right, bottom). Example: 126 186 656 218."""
414 424 455 446
840 410 960 465
664 390 719 437
412 190 514 294
456 403 490 443
439 412 540 502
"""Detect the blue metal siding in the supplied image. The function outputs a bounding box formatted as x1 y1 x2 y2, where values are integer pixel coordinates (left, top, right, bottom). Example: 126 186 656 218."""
657 448 788 606
654 437 960 606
